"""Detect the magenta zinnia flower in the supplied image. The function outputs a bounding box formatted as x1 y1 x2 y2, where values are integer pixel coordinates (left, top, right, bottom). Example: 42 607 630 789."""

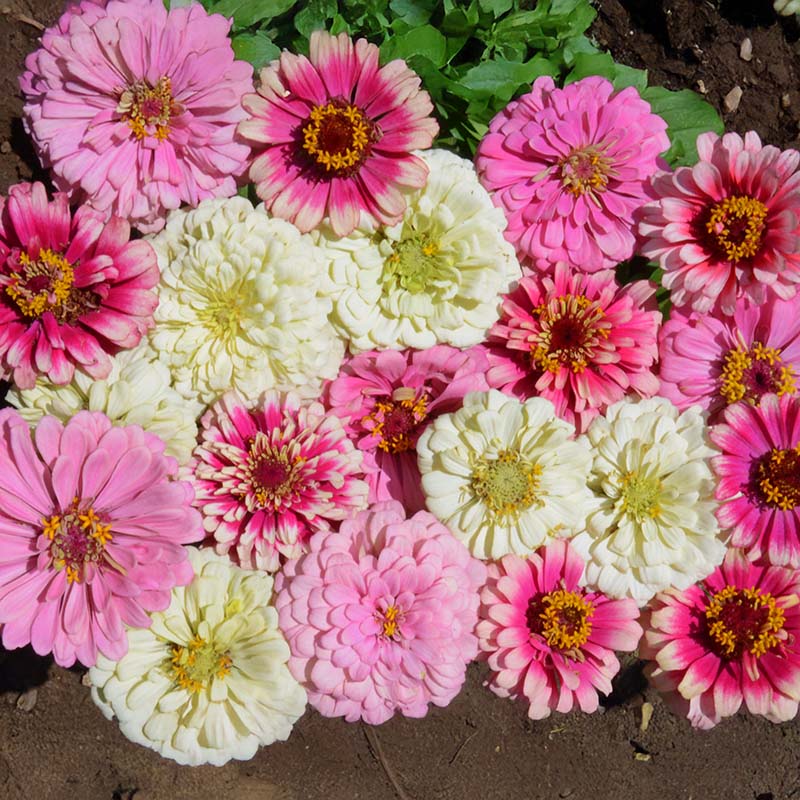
327 345 489 512
659 295 800 423
0 409 202 668
477 539 642 719
639 131 800 315
20 0 253 233
192 390 369 573
641 549 800 728
0 182 158 389
711 394 800 567
275 501 486 724
238 31 439 237
484 263 661 432
475 76 669 271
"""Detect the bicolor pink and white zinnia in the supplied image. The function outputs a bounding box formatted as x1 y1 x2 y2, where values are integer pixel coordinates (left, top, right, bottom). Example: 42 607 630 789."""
475 75 669 271
477 540 642 719
275 501 486 725
20 0 253 233
0 182 158 389
238 30 438 237
192 391 368 573
0 409 202 668
641 550 800 728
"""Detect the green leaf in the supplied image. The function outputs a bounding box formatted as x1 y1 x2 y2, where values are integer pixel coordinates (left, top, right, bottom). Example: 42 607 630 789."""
565 51 648 93
209 0 296 28
294 0 337 36
232 32 281 69
452 56 557 101
478 0 513 16
389 0 435 27
380 25 447 68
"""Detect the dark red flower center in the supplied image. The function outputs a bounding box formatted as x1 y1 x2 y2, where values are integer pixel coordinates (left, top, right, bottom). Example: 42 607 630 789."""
701 194 768 263
361 388 429 454
525 589 594 654
752 446 800 511
246 434 306 509
117 76 179 142
718 342 796 407
42 501 113 584
301 99 377 176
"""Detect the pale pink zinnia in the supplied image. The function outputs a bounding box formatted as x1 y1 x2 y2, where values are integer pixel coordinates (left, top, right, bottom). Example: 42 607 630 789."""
639 131 800 315
659 294 800 423
275 500 486 725
237 30 439 237
475 75 669 271
0 409 202 668
327 345 489 512
192 390 369 573
477 539 642 719
483 263 661 432
641 549 800 728
0 182 158 389
711 393 800 567
20 0 254 233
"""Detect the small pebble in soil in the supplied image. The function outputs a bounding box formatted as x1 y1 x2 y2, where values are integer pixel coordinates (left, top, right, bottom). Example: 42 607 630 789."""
740 38 753 61
724 85 744 113
781 93 792 109
15 687 38 712
0 141 10 154
639 701 654 732
696 79 707 94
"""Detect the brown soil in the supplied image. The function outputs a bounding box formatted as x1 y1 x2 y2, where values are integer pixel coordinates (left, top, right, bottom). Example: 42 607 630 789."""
2 2 800 799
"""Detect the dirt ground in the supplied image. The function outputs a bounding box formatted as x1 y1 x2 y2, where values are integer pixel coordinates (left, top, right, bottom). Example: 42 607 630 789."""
2 1 800 799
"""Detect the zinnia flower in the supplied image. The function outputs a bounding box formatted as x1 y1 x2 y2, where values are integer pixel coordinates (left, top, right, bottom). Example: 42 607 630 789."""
484 263 661 432
20 0 253 233
238 30 438 237
475 75 669 271
416 390 595 560
639 131 800 315
571 397 725 605
0 182 158 389
711 393 800 567
192 390 368 572
641 549 800 728
90 547 307 765
0 409 201 668
275 501 486 725
477 539 642 719
327 346 489 512
148 197 344 406
317 148 521 351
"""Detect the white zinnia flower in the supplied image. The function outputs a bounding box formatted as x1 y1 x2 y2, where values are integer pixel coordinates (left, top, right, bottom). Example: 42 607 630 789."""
6 343 198 464
775 0 800 16
417 390 594 559
89 548 307 767
571 397 725 606
148 197 344 406
316 149 521 351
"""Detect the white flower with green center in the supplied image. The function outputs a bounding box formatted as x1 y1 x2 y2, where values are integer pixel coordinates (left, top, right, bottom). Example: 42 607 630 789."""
89 547 307 767
571 397 725 606
148 197 344 406
315 149 521 351
416 390 595 560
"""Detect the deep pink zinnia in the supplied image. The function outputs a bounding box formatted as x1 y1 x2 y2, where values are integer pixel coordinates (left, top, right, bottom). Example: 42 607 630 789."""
326 345 489 512
0 409 202 668
20 0 254 233
237 31 439 237
641 549 800 729
475 75 669 272
483 262 661 432
477 539 642 719
275 501 486 725
0 182 158 389
192 390 369 573
639 131 800 315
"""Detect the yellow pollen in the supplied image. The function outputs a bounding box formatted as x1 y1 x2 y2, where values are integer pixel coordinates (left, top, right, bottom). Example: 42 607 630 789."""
118 76 176 142
363 392 429 454
381 605 400 638
42 502 113 584
559 146 616 201
706 195 768 262
170 635 233 693
471 449 544 521
302 102 373 174
6 249 75 319
539 589 594 651
619 470 663 521
718 341 796 406
756 444 800 510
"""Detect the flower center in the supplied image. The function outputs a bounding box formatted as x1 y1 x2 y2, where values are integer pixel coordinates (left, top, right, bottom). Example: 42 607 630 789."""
198 295 244 342
559 146 615 198
4 249 74 319
526 589 594 652
384 235 440 294
471 449 543 520
719 342 796 406
117 77 178 142
754 445 800 510
705 195 768 263
302 100 376 176
704 585 784 659
362 387 429 454
170 635 233 694
377 604 403 639
619 470 663 520
245 433 306 509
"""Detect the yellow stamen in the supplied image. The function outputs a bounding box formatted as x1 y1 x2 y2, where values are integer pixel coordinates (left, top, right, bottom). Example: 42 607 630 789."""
302 102 373 173
705 585 784 658
538 589 594 651
706 195 768 262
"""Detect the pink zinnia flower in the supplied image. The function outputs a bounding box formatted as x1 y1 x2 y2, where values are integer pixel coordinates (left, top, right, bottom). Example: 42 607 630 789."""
20 0 254 233
639 131 800 315
0 182 158 389
659 295 800 423
192 390 369 573
483 262 661 432
0 409 202 668
475 75 669 271
477 539 642 719
641 549 800 728
711 394 800 567
275 500 486 724
237 31 439 237
327 345 489 512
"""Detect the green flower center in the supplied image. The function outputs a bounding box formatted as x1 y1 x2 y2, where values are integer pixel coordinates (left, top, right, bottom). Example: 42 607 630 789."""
619 470 663 520
384 235 441 293
471 449 543 520
170 635 233 694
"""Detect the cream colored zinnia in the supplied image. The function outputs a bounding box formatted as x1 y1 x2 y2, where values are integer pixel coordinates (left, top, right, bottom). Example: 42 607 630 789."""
89 547 307 766
316 149 521 351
